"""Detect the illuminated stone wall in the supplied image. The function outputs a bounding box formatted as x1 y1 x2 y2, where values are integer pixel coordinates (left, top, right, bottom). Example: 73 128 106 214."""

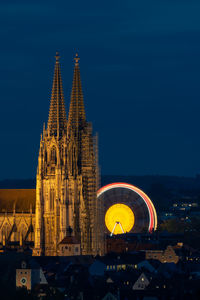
0 213 35 245
33 54 103 256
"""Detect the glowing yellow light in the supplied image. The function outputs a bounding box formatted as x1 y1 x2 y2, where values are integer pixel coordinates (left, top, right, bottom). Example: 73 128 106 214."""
105 203 134 234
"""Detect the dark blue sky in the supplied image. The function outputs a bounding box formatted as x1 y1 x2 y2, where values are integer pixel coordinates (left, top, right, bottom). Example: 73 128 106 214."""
0 0 200 179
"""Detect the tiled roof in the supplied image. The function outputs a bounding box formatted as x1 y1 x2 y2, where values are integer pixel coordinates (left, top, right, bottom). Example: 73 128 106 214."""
0 189 36 213
59 236 80 245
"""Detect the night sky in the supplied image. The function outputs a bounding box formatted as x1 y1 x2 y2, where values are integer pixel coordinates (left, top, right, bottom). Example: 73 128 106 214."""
0 0 200 179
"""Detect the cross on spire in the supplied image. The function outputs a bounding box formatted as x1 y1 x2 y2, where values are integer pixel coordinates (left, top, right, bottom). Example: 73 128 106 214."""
74 53 80 66
55 51 60 62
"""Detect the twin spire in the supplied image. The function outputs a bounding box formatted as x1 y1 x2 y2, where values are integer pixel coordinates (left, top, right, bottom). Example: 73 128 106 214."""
68 54 86 133
47 52 86 137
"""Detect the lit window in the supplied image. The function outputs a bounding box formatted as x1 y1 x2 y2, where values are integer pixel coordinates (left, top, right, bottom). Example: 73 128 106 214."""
51 147 57 164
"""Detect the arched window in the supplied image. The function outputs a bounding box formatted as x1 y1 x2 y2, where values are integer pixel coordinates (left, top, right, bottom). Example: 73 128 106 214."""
71 149 74 176
51 147 57 164
60 145 64 157
19 224 27 240
60 145 64 165
45 151 47 162
1 223 11 241
65 147 68 168
50 188 54 210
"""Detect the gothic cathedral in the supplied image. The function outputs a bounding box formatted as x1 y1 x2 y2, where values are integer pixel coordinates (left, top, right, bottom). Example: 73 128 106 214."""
33 53 103 256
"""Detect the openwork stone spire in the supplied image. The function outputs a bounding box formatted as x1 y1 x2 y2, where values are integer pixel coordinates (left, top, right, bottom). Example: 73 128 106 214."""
47 52 67 137
68 54 86 134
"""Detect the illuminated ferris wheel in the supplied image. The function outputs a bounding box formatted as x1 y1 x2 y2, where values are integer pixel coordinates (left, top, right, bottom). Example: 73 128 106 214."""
97 182 157 235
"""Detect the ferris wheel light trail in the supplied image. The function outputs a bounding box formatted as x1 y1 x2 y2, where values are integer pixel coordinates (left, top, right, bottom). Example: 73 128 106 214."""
97 182 157 232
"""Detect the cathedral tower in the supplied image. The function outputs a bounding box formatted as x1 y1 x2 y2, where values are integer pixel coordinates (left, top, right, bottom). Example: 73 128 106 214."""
33 53 103 256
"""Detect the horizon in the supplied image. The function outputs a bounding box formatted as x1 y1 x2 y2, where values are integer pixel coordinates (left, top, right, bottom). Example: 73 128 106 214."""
1 173 200 181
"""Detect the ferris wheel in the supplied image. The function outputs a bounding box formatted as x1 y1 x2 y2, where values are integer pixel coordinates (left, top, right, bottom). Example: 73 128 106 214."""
97 182 157 235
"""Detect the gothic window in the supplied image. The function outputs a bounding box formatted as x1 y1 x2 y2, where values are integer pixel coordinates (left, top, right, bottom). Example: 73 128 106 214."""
51 147 57 164
65 148 67 160
19 224 27 240
71 149 73 176
45 151 47 162
60 145 64 165
1 223 11 240
50 189 54 210
60 145 64 157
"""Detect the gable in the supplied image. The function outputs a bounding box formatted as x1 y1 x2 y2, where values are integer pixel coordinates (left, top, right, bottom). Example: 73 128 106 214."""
106 277 114 283
102 292 117 300
132 273 150 290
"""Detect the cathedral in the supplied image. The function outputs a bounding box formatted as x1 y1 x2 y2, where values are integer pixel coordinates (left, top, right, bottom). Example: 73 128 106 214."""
0 53 104 256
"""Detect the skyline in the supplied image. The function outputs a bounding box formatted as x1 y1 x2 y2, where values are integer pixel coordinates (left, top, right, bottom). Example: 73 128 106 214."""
1 1 200 179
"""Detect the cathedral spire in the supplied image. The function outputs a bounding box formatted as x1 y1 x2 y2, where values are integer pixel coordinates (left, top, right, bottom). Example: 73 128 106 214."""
68 54 86 134
47 52 67 137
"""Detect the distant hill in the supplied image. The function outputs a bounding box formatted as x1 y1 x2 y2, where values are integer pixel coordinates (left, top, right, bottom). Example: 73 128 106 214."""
101 175 200 212
101 175 200 191
1 175 200 212
0 175 200 190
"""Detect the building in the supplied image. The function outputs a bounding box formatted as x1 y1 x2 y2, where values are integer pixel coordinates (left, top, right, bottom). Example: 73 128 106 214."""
16 260 47 290
0 189 35 249
132 272 150 290
145 245 179 264
0 53 104 256
33 53 103 256
58 236 81 256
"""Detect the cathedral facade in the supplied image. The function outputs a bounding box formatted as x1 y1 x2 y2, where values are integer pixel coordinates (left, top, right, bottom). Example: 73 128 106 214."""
0 54 104 256
34 53 103 256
